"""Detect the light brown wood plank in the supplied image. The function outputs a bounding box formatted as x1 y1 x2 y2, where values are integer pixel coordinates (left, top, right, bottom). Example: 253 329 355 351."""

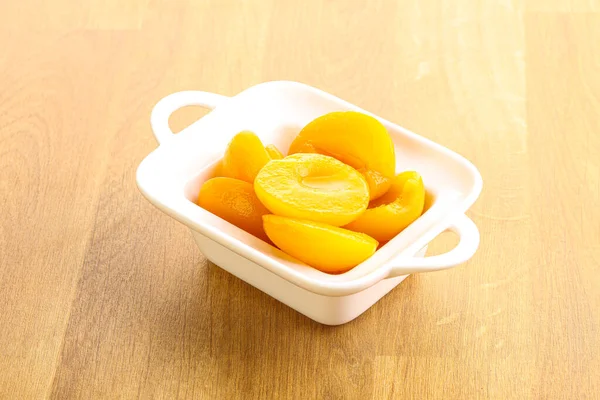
527 0 600 12
0 31 130 398
0 0 598 398
525 12 600 398
0 0 146 30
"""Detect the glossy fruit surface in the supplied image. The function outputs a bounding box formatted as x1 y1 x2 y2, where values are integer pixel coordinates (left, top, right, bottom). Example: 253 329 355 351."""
198 177 270 241
288 111 395 200
265 144 284 159
263 215 378 273
344 171 425 242
254 153 369 226
222 131 271 182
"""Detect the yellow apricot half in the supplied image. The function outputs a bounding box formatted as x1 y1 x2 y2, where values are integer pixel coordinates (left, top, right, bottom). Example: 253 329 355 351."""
288 111 395 200
254 153 369 226
263 215 378 273
265 144 284 160
344 171 425 242
222 131 271 183
198 177 270 241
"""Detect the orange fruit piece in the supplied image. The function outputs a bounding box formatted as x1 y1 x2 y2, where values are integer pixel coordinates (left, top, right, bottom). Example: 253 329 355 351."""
263 215 378 273
344 171 425 242
288 111 396 200
265 144 284 160
198 177 270 242
222 131 271 182
254 153 369 227
212 159 224 178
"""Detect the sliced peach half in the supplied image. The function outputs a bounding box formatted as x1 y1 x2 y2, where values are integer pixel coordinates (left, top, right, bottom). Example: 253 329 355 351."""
265 144 284 160
288 111 396 200
254 153 369 226
222 131 271 183
198 177 270 241
263 215 378 273
344 171 425 242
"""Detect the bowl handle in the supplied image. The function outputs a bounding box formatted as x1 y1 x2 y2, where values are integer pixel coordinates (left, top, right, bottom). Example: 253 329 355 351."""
386 214 480 277
150 91 230 144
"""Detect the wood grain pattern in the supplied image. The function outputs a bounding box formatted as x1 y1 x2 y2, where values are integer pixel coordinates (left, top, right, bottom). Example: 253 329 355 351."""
0 0 598 398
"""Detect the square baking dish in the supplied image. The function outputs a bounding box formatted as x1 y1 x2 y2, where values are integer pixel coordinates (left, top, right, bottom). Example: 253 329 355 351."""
136 81 482 325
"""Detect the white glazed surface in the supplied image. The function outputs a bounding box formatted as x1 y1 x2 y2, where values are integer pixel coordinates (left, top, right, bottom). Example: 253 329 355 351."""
193 232 428 325
136 81 482 302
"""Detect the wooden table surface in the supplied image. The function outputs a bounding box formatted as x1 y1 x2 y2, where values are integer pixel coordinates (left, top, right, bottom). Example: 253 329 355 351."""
1 0 599 399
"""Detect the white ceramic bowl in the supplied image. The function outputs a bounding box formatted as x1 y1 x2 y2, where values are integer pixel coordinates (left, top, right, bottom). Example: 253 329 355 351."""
136 81 482 325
